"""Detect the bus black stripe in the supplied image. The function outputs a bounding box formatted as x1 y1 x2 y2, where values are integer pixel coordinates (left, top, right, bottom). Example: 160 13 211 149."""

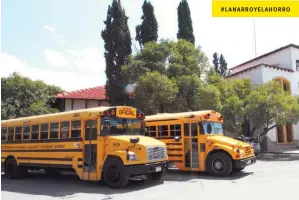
166 143 182 145
18 157 73 161
1 149 82 153
1 137 82 144
19 163 72 168
168 154 182 157
167 148 182 151
169 160 183 163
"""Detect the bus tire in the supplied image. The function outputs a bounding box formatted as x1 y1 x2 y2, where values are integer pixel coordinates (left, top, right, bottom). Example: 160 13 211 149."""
147 170 165 181
103 157 129 189
233 167 245 172
206 152 232 177
4 157 23 179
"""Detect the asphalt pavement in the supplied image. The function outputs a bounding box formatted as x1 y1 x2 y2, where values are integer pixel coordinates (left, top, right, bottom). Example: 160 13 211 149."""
1 160 299 200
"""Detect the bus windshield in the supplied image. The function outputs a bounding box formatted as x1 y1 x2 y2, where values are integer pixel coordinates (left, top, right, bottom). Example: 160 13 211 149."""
199 121 224 134
103 117 145 136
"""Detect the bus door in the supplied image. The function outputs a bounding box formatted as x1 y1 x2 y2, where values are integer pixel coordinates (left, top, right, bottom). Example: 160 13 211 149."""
184 121 199 169
82 119 98 181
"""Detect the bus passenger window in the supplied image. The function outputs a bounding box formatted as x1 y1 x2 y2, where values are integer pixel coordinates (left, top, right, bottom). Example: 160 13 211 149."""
184 123 189 136
31 125 39 140
15 126 22 140
1 127 7 141
7 127 14 141
170 124 181 136
60 121 70 139
40 124 49 139
71 120 81 138
23 126 30 140
158 125 168 137
50 122 59 139
146 126 157 137
85 120 97 140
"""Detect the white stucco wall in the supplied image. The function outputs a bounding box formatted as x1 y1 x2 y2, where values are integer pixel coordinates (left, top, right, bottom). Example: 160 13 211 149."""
228 65 263 85
64 99 110 111
231 47 293 74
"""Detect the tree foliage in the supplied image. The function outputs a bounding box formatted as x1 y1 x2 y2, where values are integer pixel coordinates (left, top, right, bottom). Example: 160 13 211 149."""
177 0 195 45
1 72 64 120
101 0 132 105
135 0 158 48
212 52 230 76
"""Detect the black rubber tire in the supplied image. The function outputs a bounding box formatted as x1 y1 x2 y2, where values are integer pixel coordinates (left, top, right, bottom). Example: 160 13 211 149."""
4 158 26 179
147 169 165 181
206 152 232 177
233 167 245 172
103 158 129 189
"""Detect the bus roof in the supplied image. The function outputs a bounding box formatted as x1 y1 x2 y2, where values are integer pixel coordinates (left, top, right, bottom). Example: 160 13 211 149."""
145 110 221 121
1 106 136 124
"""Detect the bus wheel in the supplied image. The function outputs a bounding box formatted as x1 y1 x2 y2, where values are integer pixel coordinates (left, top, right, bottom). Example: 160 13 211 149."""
233 167 245 172
146 170 165 181
103 158 129 189
206 152 232 177
5 158 22 179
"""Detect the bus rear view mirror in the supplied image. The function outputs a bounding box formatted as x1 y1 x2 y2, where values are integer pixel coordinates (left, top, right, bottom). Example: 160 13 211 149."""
174 136 181 142
129 137 140 144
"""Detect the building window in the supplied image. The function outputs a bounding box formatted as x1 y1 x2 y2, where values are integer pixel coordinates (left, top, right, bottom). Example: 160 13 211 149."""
296 60 299 71
273 77 291 94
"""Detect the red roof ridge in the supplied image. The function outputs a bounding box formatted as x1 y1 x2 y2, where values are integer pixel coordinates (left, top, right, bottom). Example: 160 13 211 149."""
56 85 107 100
230 43 299 70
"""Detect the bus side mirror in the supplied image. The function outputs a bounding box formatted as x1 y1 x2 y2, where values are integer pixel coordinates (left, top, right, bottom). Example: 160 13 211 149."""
174 136 181 142
130 137 140 144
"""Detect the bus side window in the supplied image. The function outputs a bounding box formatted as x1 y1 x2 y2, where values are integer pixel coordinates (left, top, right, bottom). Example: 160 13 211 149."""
23 126 30 140
146 126 156 137
40 123 49 139
170 124 181 136
71 120 81 138
1 127 7 141
50 122 59 139
31 125 39 140
15 126 22 140
7 127 14 141
60 121 70 139
184 123 189 136
158 125 168 137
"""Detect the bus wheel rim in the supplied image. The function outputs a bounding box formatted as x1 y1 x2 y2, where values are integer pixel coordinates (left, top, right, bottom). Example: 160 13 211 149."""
108 166 121 182
212 158 225 172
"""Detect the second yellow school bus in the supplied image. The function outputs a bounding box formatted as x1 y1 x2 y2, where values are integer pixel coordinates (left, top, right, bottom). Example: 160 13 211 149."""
144 110 256 176
1 106 168 188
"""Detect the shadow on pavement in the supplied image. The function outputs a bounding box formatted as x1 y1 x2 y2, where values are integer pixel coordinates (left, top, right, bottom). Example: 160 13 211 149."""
1 171 163 197
164 170 253 182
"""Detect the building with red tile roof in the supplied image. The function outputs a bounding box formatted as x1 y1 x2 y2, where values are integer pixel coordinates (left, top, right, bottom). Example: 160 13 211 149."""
56 85 110 111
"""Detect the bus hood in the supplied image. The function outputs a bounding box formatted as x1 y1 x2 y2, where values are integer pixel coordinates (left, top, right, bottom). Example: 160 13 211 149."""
108 135 166 147
207 135 250 148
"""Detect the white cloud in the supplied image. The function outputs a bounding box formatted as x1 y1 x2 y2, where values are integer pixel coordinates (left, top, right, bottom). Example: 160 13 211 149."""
44 25 55 33
0 53 106 91
66 47 105 72
44 49 70 67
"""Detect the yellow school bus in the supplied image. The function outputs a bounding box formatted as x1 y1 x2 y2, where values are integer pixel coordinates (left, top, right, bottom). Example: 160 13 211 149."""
1 106 168 188
144 110 256 176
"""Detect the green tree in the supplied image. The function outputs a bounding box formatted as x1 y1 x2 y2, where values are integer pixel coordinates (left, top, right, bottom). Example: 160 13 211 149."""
101 0 132 105
135 0 158 49
134 72 178 114
177 0 195 45
212 52 219 74
245 81 299 137
219 54 230 76
1 72 64 120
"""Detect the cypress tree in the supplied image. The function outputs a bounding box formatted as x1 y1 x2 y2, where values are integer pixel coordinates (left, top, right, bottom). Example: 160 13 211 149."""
135 0 158 48
101 0 132 105
219 54 229 76
212 52 220 74
177 0 195 45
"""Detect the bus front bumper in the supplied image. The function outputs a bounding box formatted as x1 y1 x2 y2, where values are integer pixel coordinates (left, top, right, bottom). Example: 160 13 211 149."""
125 161 168 176
234 156 256 168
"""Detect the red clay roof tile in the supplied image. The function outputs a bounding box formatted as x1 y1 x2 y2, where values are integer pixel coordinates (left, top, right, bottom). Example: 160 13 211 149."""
56 85 108 100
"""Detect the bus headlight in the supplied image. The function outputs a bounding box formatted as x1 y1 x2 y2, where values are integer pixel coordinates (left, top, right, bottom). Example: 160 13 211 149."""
126 152 136 161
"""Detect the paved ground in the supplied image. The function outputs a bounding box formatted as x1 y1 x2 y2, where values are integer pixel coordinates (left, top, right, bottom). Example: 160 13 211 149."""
2 160 299 200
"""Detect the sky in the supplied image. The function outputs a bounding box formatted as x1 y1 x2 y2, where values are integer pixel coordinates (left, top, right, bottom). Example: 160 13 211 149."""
1 0 299 92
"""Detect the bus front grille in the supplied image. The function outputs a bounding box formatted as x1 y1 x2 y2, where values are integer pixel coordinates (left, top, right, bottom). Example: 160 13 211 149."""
244 147 252 156
146 146 167 161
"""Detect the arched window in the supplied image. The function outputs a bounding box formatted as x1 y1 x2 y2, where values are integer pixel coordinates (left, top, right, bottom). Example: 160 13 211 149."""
272 77 294 144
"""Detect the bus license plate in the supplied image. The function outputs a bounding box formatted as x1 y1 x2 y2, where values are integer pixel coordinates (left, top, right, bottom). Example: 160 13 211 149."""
155 166 162 172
